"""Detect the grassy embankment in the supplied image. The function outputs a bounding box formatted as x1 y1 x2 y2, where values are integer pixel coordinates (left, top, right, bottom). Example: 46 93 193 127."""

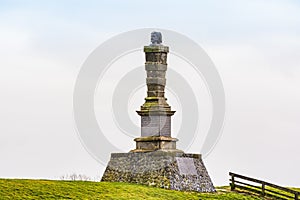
0 179 298 199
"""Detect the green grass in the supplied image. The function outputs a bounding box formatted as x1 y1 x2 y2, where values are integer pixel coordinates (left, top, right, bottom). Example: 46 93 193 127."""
0 179 282 200
233 184 300 200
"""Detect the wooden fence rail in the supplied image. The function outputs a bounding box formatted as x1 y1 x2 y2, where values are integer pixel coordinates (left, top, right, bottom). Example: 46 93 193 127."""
229 172 299 200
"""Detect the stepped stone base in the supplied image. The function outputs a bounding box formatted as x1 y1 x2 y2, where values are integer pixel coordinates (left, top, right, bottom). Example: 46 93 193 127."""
101 151 215 192
131 136 180 152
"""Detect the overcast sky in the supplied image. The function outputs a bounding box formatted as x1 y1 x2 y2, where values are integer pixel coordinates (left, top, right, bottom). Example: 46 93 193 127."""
0 0 300 187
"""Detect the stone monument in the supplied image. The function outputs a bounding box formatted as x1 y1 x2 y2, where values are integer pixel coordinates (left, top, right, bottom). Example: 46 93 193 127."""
101 32 215 192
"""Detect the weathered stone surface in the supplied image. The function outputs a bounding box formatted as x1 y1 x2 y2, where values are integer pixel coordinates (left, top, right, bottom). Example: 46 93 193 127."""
132 136 179 152
141 116 171 137
101 151 215 192
176 157 197 175
134 38 176 151
145 63 167 71
101 33 215 193
144 45 169 53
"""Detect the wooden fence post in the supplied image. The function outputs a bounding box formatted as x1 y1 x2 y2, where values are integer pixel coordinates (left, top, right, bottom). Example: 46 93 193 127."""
230 174 235 191
295 193 298 200
262 183 265 196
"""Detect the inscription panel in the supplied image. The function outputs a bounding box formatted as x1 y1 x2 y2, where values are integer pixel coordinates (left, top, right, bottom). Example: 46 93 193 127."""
141 116 159 137
160 116 170 136
176 157 197 175
141 116 171 137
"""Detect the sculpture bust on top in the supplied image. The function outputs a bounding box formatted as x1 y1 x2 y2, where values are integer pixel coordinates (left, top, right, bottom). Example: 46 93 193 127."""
150 31 162 46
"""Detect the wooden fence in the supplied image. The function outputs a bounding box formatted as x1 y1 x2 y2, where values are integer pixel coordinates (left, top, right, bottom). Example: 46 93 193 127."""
229 172 299 200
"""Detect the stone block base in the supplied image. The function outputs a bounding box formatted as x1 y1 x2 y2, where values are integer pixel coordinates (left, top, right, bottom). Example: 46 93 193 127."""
131 136 180 152
101 151 215 192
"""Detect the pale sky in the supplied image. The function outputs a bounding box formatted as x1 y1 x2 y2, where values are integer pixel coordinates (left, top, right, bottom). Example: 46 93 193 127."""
0 0 300 186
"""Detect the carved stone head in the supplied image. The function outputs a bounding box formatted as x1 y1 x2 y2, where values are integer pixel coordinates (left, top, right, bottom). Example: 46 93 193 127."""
150 31 162 45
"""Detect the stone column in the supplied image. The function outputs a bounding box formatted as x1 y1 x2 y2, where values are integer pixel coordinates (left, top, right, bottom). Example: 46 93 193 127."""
131 32 181 152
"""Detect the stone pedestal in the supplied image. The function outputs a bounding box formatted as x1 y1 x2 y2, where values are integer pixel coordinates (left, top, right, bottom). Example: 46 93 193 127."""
101 151 215 192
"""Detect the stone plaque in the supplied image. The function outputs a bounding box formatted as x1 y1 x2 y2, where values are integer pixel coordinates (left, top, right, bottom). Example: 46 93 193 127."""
176 157 197 175
160 116 170 136
141 116 171 137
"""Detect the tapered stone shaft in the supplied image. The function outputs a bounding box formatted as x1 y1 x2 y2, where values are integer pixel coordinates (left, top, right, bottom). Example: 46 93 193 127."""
133 32 178 152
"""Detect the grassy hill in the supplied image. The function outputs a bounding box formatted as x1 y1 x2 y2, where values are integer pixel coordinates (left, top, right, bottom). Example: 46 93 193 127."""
0 179 284 199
